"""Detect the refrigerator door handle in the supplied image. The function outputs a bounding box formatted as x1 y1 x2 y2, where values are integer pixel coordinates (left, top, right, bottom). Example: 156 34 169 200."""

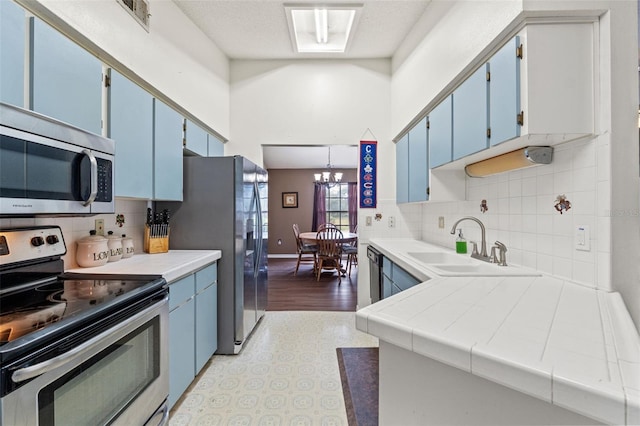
254 180 262 278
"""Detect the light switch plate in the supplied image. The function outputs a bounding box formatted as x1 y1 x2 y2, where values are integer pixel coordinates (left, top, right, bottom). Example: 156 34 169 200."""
438 216 445 229
366 216 372 226
575 225 590 251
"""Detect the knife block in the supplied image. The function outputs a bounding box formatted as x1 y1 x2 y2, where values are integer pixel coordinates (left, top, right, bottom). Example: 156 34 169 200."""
143 225 169 254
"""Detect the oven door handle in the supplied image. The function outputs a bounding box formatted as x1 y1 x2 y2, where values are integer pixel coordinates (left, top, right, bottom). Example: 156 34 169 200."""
82 149 98 206
12 299 164 383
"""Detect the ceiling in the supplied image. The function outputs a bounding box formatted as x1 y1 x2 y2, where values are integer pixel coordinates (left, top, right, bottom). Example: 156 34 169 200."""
173 0 432 60
172 0 433 169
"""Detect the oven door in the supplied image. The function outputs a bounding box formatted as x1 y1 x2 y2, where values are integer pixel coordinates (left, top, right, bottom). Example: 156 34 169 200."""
0 125 114 217
0 297 168 426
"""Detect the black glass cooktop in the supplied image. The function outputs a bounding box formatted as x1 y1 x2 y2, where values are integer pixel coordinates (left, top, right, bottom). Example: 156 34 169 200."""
0 274 164 345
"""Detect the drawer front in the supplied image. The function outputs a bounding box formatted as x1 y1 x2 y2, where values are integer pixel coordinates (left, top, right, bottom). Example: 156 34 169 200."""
195 262 217 292
169 274 195 311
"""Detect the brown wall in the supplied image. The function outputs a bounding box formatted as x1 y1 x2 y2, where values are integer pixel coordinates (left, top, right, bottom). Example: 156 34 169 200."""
267 168 357 255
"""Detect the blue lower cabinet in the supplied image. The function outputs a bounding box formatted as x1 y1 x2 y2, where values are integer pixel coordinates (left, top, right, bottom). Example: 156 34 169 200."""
381 257 421 299
169 283 195 408
168 262 218 409
195 267 217 373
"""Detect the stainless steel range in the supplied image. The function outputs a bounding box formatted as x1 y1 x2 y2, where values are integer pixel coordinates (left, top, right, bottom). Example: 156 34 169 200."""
0 226 169 426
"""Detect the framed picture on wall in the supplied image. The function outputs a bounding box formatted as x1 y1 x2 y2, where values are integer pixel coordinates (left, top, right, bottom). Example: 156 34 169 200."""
282 192 298 208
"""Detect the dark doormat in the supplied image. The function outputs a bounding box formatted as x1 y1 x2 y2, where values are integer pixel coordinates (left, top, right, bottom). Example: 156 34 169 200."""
336 347 379 426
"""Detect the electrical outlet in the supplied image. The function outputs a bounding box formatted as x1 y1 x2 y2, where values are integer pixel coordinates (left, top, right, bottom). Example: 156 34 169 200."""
438 216 445 229
388 216 395 228
95 219 104 236
366 216 372 226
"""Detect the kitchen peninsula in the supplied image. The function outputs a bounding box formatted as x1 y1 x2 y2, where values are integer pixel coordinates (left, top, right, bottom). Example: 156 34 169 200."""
358 239 639 425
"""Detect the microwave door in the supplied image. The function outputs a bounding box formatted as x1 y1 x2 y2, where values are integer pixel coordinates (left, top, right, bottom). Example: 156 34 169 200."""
0 128 99 216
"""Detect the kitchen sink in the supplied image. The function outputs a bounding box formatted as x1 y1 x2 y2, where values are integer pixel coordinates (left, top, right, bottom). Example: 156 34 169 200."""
407 252 473 265
406 251 540 277
428 263 540 277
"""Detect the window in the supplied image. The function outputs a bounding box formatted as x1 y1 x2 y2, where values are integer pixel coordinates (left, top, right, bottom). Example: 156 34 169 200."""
325 183 350 232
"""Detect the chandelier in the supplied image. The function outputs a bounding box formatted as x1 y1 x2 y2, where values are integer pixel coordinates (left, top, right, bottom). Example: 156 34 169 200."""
314 146 343 185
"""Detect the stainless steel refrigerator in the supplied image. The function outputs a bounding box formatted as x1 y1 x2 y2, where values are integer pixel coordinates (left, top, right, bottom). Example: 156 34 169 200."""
157 156 268 354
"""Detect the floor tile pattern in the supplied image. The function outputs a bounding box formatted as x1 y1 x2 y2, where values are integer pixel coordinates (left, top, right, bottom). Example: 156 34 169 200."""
170 311 378 426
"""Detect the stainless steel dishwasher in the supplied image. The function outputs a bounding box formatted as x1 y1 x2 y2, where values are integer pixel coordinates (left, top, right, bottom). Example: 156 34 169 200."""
367 245 383 303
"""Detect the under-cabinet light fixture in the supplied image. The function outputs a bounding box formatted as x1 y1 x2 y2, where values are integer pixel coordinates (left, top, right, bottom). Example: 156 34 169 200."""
465 146 553 178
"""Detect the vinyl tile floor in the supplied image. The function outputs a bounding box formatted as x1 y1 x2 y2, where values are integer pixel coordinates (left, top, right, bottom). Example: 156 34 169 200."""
169 311 379 426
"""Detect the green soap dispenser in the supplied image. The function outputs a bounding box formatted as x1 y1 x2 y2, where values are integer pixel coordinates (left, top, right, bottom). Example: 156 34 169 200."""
456 229 467 254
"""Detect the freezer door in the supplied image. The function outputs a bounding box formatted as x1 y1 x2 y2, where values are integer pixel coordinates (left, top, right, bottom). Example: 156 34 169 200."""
256 167 268 320
241 159 258 346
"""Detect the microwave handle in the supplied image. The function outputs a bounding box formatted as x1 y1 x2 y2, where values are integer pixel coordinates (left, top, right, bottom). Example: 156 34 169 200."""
82 149 98 206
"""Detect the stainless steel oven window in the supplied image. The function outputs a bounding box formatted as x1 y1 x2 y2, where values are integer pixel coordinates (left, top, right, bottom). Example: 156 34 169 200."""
38 317 160 425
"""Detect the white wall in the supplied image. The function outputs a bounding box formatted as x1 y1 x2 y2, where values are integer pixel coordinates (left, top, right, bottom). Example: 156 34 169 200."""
386 0 640 330
229 59 393 308
229 59 391 174
28 0 230 137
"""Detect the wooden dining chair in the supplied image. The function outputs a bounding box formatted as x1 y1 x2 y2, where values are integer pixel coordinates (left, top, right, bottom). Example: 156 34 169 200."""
315 226 343 284
317 223 338 232
292 223 317 275
342 238 358 277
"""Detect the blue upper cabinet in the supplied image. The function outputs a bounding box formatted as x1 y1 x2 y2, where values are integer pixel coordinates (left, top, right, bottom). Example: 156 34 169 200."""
108 69 153 198
396 134 409 204
31 18 102 134
1 1 25 107
408 117 429 202
153 99 183 201
184 120 208 156
489 36 521 146
453 65 488 160
208 134 224 157
428 95 453 169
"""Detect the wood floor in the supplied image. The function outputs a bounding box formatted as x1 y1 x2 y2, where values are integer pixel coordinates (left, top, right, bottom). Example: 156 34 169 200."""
266 257 358 311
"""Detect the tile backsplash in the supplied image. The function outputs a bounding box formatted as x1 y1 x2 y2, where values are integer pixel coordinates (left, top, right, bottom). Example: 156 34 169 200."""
0 199 149 269
421 137 608 290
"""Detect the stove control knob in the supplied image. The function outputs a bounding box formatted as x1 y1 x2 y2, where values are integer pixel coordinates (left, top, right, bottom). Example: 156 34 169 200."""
31 236 45 247
46 235 60 245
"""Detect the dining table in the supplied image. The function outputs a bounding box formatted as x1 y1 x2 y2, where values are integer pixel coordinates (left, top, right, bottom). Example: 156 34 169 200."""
299 231 358 244
299 231 358 277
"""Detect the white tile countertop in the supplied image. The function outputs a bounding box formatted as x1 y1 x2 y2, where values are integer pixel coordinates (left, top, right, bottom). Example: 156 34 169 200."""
66 250 221 283
358 238 640 425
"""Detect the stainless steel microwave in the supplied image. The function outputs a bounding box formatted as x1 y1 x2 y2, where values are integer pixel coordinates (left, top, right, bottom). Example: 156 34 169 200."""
0 103 115 217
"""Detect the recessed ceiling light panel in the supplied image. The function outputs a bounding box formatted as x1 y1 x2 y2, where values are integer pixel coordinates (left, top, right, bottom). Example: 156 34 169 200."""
285 4 362 53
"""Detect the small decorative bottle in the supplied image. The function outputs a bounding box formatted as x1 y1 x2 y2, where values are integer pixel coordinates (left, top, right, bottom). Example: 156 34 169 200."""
456 229 467 254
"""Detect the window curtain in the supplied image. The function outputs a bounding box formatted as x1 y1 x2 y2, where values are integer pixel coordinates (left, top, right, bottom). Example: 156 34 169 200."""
348 182 358 233
311 183 327 232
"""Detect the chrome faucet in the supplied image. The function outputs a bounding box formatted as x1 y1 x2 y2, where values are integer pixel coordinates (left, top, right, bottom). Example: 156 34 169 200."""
492 241 508 266
450 216 489 261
